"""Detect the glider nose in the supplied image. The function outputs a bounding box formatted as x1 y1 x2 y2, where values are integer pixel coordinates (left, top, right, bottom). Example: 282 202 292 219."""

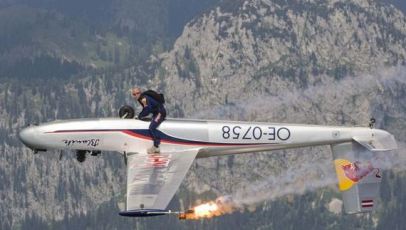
19 126 37 149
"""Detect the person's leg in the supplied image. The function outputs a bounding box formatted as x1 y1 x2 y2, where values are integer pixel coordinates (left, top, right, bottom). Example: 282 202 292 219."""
149 120 160 147
148 113 164 153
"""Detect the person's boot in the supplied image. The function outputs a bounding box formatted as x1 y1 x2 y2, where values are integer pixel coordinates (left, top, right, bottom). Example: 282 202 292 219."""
147 146 160 154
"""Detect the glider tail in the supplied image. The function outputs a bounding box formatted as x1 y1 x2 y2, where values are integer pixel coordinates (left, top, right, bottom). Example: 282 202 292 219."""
331 141 383 214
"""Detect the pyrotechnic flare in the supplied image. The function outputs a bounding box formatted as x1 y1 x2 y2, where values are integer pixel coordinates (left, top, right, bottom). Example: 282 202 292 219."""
179 196 240 220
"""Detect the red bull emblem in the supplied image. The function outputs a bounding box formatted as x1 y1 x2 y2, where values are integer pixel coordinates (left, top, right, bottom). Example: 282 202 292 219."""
146 154 171 168
341 161 380 182
128 154 172 170
335 159 382 191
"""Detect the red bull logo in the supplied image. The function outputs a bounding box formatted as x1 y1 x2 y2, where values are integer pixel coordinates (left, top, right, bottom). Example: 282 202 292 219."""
341 161 375 182
146 154 171 168
128 154 172 170
334 159 380 191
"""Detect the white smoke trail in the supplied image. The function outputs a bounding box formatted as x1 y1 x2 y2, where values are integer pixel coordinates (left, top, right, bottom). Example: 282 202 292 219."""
231 158 336 208
189 144 406 218
188 66 406 216
191 65 406 127
228 143 406 211
371 142 406 171
189 143 406 219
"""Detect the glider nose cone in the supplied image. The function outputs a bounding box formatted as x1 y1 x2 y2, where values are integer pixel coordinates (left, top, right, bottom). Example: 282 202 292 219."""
19 126 37 148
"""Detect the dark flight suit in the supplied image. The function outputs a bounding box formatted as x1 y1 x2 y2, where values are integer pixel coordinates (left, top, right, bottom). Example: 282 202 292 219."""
138 95 166 148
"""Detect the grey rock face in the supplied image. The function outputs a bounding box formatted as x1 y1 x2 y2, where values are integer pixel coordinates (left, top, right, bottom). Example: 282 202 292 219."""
153 0 406 115
148 0 406 225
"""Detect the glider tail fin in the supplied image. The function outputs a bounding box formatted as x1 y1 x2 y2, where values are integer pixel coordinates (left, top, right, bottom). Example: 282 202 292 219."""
331 141 383 214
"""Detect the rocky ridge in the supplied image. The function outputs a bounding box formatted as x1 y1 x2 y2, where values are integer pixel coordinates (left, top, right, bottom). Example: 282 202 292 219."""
152 0 406 114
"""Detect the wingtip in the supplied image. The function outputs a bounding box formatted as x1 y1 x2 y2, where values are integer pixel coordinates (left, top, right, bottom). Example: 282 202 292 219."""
119 209 170 217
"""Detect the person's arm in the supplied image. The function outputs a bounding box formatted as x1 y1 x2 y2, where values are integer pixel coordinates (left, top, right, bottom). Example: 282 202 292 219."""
138 97 151 118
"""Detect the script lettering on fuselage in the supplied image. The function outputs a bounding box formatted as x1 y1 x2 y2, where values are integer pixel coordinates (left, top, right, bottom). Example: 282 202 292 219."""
209 124 291 143
63 139 100 147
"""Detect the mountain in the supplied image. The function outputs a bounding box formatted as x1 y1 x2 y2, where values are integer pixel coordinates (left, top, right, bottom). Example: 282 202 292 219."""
384 0 406 13
151 0 406 114
0 0 218 80
0 0 406 229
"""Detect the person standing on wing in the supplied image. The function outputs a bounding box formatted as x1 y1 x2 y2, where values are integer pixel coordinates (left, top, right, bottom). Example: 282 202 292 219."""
132 87 166 154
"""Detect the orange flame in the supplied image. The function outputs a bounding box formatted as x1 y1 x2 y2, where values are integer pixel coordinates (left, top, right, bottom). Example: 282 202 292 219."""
179 196 239 220
193 201 221 218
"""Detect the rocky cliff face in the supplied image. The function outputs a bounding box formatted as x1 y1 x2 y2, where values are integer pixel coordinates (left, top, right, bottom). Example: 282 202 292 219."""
1 0 406 229
152 0 406 114
150 2 406 226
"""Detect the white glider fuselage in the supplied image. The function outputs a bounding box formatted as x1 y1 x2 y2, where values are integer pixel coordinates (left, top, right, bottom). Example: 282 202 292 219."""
18 118 396 157
18 117 398 217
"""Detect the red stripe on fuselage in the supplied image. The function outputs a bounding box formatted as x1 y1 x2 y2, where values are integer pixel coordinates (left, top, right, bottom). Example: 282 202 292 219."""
46 129 276 147
120 130 267 147
45 129 123 133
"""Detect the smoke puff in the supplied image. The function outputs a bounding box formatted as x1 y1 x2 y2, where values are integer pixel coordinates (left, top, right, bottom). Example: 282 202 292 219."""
189 66 406 214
